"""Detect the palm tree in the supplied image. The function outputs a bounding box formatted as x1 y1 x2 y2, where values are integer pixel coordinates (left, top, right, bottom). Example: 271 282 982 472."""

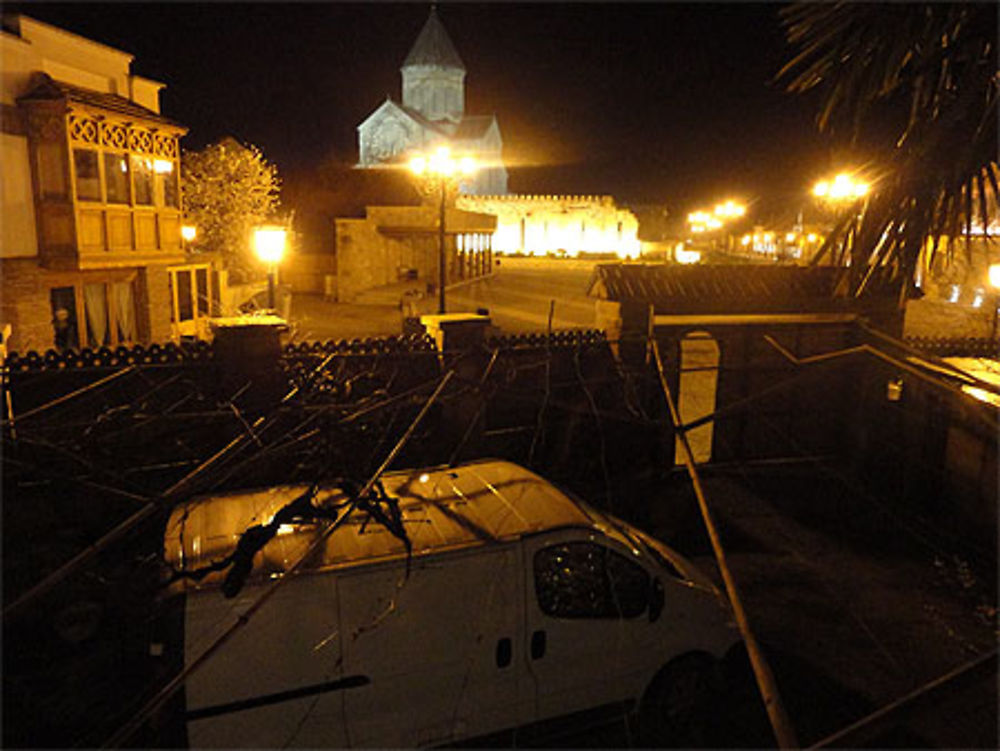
779 2 998 306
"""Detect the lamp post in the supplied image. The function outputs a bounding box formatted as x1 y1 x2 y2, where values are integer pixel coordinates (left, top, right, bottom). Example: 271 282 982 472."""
253 225 287 311
409 146 477 314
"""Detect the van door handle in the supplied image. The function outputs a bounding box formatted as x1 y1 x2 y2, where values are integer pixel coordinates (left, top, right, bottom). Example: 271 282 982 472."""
530 629 546 660
495 637 512 668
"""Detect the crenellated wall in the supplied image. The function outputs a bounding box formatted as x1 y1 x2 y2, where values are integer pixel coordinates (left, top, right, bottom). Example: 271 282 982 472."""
458 194 640 258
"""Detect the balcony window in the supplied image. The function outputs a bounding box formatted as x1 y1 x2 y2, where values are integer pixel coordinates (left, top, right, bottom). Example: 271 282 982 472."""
73 149 101 201
104 153 130 204
156 160 179 208
132 156 154 205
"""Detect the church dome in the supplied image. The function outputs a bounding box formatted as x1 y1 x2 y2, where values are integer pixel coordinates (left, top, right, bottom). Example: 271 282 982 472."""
402 9 465 71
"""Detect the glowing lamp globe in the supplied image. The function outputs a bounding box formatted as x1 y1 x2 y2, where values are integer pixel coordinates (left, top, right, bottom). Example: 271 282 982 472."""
254 226 287 265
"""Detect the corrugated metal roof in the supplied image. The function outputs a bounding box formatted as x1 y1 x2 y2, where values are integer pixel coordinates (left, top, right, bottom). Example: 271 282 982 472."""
164 460 597 590
17 73 184 129
589 263 847 315
402 9 465 71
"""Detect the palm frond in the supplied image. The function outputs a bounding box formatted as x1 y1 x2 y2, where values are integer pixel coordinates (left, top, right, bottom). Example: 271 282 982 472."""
780 2 999 302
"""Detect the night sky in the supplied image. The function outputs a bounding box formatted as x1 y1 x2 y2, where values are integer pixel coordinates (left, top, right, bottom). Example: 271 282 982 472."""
10 2 861 215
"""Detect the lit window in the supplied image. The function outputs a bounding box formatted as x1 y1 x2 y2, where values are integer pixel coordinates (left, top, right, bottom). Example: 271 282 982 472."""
103 153 130 204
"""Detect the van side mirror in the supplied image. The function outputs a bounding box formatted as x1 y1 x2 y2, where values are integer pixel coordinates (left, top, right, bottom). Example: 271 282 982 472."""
649 577 664 622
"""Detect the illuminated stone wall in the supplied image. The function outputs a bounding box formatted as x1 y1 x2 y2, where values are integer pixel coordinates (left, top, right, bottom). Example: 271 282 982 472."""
331 205 496 303
457 194 640 259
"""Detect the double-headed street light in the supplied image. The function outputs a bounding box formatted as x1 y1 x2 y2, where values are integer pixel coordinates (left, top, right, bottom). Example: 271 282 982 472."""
813 173 870 204
254 225 287 310
409 146 477 314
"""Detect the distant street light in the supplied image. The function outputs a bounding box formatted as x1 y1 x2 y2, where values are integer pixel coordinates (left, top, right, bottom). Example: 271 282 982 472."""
254 225 287 310
409 146 477 314
687 200 746 254
813 173 870 203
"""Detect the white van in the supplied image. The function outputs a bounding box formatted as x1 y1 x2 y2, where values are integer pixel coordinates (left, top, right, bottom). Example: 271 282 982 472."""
160 460 740 748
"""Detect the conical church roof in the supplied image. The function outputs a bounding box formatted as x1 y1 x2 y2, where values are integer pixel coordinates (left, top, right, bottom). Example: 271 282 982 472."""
402 9 465 71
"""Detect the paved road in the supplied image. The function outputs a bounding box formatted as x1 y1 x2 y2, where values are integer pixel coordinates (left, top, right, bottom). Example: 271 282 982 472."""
446 258 598 331
287 258 601 342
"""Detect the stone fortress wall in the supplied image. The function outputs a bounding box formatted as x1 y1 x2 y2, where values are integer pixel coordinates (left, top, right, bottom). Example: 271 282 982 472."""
458 194 640 258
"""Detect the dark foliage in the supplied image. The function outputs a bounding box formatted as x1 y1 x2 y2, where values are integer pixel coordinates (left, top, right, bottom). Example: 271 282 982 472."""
779 2 998 302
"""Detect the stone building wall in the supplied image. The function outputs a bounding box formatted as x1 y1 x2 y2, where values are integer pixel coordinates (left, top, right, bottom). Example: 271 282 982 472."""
331 205 496 303
0 258 173 352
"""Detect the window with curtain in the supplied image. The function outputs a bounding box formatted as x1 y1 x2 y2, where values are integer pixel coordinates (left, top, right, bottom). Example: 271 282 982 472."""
112 282 136 343
104 153 130 204
83 283 110 347
73 149 101 201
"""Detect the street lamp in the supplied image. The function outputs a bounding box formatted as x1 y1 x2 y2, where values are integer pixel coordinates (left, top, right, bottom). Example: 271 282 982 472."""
181 225 197 256
254 225 287 310
409 146 477 314
813 173 870 204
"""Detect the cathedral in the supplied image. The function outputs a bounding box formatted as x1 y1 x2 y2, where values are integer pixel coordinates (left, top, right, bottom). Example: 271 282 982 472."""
356 8 508 195
355 8 639 261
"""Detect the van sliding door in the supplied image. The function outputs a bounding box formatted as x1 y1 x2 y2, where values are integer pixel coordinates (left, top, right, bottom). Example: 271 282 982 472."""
340 547 527 746
184 575 347 748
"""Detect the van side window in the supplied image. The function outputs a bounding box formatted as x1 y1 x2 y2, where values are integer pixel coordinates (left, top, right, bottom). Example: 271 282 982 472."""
534 542 649 619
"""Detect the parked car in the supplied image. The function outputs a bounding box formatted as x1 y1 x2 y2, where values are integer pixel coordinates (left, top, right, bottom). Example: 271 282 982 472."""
157 460 740 747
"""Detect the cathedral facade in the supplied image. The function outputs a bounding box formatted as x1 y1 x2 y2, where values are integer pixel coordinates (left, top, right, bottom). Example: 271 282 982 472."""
355 8 639 261
357 9 508 195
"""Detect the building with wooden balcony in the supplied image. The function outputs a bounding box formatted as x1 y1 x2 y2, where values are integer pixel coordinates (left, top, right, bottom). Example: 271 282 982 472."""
1 14 205 353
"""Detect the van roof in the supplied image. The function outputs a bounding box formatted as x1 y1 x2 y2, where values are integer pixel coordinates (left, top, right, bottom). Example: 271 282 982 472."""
164 460 602 590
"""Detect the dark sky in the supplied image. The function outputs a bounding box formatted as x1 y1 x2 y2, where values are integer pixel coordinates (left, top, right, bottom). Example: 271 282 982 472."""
10 1 853 214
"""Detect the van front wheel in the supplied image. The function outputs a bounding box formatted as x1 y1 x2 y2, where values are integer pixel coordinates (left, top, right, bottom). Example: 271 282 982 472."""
639 653 718 748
